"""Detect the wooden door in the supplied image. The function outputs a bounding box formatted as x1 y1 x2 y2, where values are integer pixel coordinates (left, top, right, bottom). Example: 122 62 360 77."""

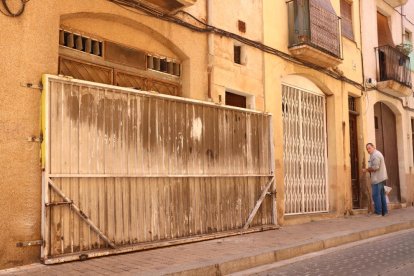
349 113 360 208
374 102 401 202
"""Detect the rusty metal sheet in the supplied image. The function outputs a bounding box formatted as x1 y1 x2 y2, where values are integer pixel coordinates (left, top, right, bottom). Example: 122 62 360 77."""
41 75 274 263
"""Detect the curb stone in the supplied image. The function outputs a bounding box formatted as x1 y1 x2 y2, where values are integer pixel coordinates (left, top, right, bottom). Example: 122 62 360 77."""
166 220 414 276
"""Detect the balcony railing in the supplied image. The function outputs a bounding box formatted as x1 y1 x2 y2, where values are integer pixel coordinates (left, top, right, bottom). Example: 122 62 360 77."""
287 0 341 59
376 45 412 89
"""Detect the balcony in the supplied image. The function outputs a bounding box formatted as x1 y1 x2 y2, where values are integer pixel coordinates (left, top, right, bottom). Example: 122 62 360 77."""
376 45 412 97
287 0 342 68
128 0 197 13
383 0 408 8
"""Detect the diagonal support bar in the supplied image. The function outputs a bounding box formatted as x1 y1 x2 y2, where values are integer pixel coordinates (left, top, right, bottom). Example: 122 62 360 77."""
48 178 116 249
243 176 275 230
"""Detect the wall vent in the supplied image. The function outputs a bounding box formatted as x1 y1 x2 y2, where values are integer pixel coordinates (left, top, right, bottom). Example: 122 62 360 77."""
59 29 103 57
147 54 180 76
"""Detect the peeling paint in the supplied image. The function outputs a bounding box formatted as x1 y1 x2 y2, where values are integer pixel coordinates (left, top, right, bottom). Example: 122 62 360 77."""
190 117 203 142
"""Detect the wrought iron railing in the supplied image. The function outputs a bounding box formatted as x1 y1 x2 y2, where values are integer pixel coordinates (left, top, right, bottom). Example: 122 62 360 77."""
376 45 412 88
287 0 341 58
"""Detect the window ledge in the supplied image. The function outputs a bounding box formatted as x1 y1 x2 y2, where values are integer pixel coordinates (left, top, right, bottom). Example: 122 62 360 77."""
289 44 342 68
377 80 412 97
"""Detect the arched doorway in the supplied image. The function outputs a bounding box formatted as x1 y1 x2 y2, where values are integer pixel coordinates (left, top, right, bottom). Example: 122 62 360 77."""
374 102 401 202
282 79 328 214
58 14 186 97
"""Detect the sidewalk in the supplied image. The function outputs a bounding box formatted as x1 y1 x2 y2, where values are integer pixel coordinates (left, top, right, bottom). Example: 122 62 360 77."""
1 207 414 276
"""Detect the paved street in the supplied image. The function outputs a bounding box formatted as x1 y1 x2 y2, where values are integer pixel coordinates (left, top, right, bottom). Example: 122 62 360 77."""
1 208 414 276
251 229 414 276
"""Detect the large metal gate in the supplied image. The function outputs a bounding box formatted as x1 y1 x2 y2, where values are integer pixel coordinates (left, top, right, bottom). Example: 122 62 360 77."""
282 84 328 214
41 75 275 264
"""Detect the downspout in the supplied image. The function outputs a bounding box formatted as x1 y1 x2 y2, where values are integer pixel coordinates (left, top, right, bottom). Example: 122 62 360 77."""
359 0 366 94
261 0 266 112
207 0 214 101
401 6 404 43
400 6 409 108
358 0 369 212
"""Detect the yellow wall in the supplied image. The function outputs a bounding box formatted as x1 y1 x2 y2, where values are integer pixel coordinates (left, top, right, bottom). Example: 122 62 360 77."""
0 0 267 269
263 0 364 224
0 0 58 268
0 0 376 268
360 0 414 207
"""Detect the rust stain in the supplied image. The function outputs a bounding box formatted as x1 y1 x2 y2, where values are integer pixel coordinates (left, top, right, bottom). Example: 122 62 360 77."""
80 92 95 126
206 148 216 160
101 94 129 144
127 98 138 147
141 97 150 149
97 96 105 136
66 91 79 123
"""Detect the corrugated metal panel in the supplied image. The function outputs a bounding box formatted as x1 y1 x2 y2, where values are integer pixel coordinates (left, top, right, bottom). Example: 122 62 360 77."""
47 80 269 175
41 75 275 262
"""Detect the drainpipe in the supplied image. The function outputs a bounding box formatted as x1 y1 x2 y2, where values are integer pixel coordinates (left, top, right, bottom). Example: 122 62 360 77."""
207 0 214 101
358 0 369 212
261 0 266 112
401 6 404 43
358 0 366 93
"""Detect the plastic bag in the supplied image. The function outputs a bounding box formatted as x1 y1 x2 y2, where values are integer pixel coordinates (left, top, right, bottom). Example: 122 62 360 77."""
384 186 392 205
384 185 392 195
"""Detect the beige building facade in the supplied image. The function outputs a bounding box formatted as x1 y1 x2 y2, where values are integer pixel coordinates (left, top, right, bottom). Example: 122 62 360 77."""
0 0 268 269
360 0 414 208
3 0 411 270
263 0 365 224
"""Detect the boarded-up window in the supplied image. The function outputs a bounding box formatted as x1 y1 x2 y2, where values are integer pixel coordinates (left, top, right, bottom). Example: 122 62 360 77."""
341 0 354 40
234 45 242 64
377 12 394 47
59 57 181 96
226 91 246 108
104 41 147 70
59 56 113 84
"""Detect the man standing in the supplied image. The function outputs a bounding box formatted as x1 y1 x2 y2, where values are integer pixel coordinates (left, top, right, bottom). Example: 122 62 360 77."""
362 143 388 216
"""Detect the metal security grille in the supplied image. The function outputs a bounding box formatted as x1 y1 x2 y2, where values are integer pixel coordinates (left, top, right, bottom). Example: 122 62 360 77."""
282 84 328 214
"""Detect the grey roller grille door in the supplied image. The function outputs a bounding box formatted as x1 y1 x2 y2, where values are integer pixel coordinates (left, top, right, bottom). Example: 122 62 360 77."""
282 85 328 214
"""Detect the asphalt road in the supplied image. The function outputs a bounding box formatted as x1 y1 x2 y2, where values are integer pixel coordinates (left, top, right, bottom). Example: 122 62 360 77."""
239 229 414 276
